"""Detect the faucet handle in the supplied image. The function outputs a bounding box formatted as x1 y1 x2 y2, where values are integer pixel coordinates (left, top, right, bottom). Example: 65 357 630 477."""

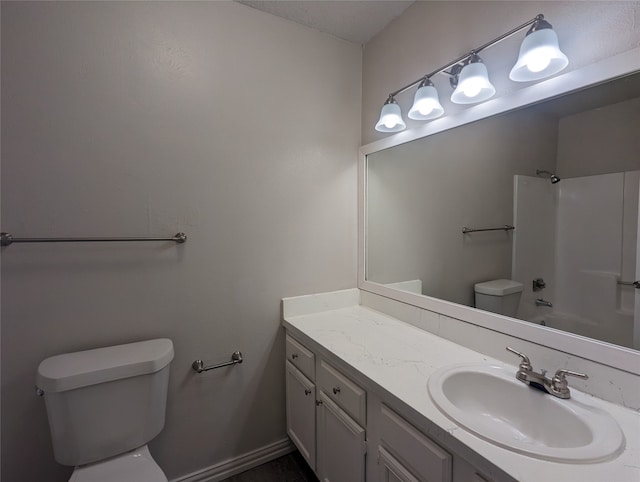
506 347 532 371
552 369 588 384
551 369 588 398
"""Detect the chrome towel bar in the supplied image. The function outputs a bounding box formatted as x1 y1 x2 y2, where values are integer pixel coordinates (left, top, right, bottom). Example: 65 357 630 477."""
192 351 243 373
618 280 640 289
462 225 515 234
1 232 187 246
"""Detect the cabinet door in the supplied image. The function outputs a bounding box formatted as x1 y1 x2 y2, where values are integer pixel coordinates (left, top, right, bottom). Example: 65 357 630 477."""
317 391 366 482
378 446 420 482
286 361 316 470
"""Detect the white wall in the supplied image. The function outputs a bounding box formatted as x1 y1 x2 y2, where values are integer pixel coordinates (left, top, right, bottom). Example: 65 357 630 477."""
512 176 557 321
623 172 640 318
1 2 361 481
554 173 635 345
362 1 640 144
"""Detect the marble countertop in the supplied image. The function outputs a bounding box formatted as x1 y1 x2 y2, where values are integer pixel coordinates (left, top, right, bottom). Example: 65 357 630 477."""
283 300 640 482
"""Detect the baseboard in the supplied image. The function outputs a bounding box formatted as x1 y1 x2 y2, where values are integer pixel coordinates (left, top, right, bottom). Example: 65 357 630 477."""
172 438 295 482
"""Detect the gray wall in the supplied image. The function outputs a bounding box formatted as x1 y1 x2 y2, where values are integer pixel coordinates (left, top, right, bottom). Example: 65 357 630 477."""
557 96 640 177
1 2 361 481
362 1 640 145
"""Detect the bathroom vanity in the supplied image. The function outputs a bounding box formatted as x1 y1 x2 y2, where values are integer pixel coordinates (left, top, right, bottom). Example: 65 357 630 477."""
282 44 640 482
282 289 640 482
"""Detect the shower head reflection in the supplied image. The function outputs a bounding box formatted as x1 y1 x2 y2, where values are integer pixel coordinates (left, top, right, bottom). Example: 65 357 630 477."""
536 169 561 184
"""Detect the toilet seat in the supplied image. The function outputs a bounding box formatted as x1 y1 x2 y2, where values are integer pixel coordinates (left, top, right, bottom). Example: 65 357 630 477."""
69 446 167 482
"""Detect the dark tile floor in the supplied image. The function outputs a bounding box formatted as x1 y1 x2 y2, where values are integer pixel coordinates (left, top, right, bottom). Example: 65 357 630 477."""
221 451 318 482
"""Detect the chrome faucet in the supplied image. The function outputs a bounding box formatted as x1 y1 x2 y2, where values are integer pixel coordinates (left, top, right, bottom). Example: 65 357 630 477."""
506 347 588 399
535 298 553 307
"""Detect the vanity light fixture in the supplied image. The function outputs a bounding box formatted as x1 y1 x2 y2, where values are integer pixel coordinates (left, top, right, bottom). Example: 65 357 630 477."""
408 77 444 120
510 17 569 81
375 95 406 132
375 14 568 133
450 54 496 104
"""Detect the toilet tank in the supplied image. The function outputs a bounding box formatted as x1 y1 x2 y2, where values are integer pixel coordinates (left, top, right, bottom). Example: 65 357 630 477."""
474 279 523 317
36 339 174 467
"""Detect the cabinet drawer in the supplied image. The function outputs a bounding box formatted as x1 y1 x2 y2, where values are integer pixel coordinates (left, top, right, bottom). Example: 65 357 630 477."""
317 359 366 425
286 335 315 381
380 404 451 482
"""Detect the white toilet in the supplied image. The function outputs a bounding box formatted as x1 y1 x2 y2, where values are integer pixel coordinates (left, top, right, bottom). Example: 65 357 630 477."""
474 279 523 317
36 338 174 482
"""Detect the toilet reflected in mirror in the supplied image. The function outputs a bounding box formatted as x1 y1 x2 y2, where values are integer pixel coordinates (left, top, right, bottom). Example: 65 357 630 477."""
474 279 523 317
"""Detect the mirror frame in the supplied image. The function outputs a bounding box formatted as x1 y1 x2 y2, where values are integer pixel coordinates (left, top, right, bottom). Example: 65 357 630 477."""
358 47 640 375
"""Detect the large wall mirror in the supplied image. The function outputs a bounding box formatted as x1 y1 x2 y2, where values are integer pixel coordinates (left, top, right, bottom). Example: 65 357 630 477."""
360 48 640 373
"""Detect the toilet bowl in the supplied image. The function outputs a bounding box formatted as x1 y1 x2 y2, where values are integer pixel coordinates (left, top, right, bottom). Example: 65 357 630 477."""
36 338 174 482
70 446 167 482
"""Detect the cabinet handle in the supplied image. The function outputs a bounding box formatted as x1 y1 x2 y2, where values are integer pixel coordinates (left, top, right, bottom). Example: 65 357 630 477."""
304 388 311 396
316 400 323 406
333 387 341 395
291 353 298 360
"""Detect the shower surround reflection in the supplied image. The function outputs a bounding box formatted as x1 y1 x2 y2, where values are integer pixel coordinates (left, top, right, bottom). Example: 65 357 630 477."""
513 171 639 348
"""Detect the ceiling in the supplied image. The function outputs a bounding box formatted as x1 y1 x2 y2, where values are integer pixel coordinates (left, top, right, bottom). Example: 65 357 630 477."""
235 0 415 44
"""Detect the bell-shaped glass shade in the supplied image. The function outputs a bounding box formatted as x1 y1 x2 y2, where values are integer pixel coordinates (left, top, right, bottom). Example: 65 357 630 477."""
510 28 568 82
375 99 406 132
450 61 496 104
408 83 444 120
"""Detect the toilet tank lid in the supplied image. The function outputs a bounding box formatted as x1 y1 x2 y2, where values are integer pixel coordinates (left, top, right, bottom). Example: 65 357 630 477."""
36 338 174 393
474 279 523 296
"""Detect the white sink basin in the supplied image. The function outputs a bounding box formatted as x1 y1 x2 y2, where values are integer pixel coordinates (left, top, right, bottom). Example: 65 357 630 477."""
428 364 624 463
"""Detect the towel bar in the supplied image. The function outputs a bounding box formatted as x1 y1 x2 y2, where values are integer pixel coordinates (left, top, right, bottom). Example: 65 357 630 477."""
192 351 243 373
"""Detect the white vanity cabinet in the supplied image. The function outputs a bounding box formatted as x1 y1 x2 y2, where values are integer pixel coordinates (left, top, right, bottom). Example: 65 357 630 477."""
285 335 317 470
285 334 367 482
285 332 501 482
285 361 316 469
377 446 420 482
316 358 367 482
370 401 496 482
317 391 367 482
376 404 452 482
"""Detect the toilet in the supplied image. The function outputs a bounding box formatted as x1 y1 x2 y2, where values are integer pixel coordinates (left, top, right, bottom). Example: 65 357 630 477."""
474 279 523 317
36 338 174 482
